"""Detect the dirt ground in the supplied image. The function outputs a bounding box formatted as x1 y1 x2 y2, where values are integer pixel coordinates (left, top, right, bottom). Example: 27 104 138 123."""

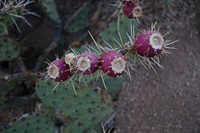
115 0 200 133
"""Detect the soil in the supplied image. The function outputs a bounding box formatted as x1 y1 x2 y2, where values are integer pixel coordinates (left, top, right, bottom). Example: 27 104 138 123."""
115 0 200 133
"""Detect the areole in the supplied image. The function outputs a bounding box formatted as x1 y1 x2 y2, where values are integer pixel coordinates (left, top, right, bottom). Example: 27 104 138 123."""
77 57 91 71
111 57 127 74
149 33 164 50
47 64 59 79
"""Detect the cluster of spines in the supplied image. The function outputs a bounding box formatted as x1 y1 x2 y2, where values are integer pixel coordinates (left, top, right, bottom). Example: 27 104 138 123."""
47 26 175 82
0 0 39 33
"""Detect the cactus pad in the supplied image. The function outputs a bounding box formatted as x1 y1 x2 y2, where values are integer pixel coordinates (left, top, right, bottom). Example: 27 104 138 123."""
100 15 138 48
41 0 61 24
97 77 124 99
2 115 57 133
66 7 89 33
0 15 14 34
36 79 112 132
0 38 19 61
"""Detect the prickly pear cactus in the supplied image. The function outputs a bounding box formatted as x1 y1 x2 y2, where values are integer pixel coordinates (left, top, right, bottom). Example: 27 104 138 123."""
41 0 61 24
66 7 89 33
97 77 124 99
0 15 14 34
0 38 19 61
100 15 138 48
36 79 112 132
2 115 57 133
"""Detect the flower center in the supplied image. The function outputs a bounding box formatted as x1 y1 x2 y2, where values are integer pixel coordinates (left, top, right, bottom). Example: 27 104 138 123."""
77 57 91 71
150 33 164 49
65 53 75 65
47 64 59 79
132 6 142 17
111 57 126 73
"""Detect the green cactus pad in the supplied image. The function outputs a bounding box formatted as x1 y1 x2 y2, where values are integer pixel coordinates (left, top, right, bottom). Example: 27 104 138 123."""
2 115 57 133
63 114 109 133
97 77 124 99
0 15 14 34
41 0 61 24
0 38 19 61
100 15 138 48
66 7 89 33
36 79 112 132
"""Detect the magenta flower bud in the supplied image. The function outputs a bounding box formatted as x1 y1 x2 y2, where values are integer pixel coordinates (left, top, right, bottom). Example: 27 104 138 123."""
100 50 127 77
134 30 164 57
47 59 73 82
75 52 99 75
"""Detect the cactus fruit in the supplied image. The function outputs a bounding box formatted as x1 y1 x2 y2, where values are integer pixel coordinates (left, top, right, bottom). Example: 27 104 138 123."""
47 59 73 82
122 0 142 19
75 52 99 75
100 50 127 77
133 30 164 57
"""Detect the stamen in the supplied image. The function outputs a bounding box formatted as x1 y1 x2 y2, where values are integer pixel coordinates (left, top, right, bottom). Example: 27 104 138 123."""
77 57 91 71
47 64 59 79
150 33 164 49
111 57 126 73
132 6 142 17
65 53 75 65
